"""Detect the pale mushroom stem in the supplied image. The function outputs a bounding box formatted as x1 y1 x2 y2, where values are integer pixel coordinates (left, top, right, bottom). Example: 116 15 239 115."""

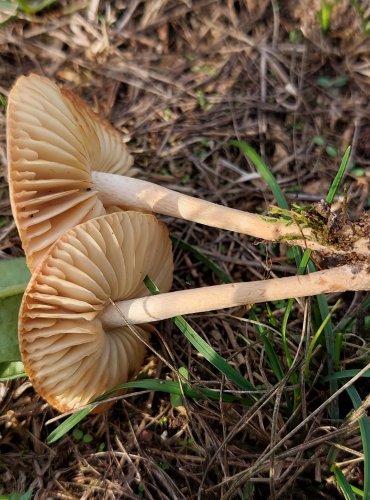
100 264 369 328
93 171 328 252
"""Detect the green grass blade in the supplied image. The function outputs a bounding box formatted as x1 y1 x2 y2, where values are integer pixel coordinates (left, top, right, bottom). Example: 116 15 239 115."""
144 275 257 393
325 146 351 203
170 366 189 408
248 308 284 381
47 406 94 444
230 140 289 209
296 249 313 275
314 283 338 420
109 379 251 404
333 467 357 500
173 315 256 392
346 386 370 500
304 299 341 379
321 369 370 382
231 140 304 270
349 485 364 498
281 249 312 369
47 378 250 443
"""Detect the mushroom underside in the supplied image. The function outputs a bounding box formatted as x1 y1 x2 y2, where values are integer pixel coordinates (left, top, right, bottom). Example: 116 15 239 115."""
7 74 134 271
20 211 173 412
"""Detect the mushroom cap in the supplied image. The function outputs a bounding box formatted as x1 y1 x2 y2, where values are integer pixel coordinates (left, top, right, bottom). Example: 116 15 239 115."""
7 74 134 272
19 211 173 412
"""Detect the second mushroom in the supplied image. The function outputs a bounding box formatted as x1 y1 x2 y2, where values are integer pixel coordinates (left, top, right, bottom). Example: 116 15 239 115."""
20 211 173 412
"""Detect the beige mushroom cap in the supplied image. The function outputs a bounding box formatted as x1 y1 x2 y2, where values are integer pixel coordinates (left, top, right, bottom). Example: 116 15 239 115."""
7 74 134 272
19 211 173 413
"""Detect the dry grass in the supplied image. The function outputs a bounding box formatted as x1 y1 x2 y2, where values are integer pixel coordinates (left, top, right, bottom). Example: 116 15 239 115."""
0 1 369 498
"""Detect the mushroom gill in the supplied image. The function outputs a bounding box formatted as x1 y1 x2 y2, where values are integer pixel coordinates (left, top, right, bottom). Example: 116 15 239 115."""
19 211 173 412
7 74 134 271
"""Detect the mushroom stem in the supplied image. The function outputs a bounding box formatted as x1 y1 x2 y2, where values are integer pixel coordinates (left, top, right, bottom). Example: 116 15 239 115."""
93 171 331 252
100 264 369 327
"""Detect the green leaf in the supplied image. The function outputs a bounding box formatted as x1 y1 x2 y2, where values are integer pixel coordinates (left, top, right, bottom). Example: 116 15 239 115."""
319 1 332 32
325 145 338 158
0 492 33 500
0 361 25 380
349 485 364 498
313 135 326 146
16 0 56 15
0 1 17 10
0 295 23 363
0 257 30 297
0 1 17 25
82 433 93 444
351 167 366 177
72 429 83 441
0 258 30 366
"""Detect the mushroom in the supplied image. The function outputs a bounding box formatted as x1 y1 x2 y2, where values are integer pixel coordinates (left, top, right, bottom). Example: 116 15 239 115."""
20 210 370 412
19 210 173 412
9 74 364 270
7 74 135 271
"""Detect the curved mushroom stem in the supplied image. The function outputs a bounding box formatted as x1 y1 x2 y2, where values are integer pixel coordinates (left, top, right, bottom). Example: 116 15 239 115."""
93 171 335 253
100 264 370 327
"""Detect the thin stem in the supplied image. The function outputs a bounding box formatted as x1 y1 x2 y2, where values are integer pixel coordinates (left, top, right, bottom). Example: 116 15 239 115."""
93 171 328 251
100 264 369 328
